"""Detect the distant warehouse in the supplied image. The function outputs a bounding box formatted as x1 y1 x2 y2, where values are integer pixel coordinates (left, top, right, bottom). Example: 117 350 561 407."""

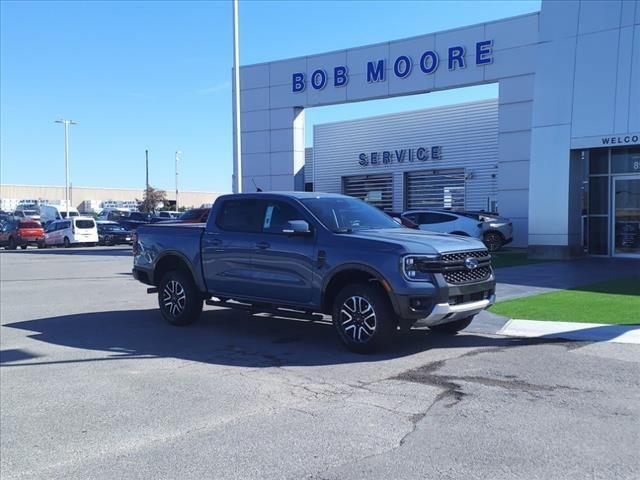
0 184 223 213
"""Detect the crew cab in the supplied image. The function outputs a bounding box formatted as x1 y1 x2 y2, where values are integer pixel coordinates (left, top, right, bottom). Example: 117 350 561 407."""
0 219 45 250
133 193 496 353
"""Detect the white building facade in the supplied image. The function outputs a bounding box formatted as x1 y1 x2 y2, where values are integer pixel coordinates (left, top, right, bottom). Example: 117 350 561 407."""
235 0 640 258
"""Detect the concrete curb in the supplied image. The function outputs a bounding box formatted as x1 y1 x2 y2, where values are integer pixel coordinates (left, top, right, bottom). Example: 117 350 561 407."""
497 319 640 345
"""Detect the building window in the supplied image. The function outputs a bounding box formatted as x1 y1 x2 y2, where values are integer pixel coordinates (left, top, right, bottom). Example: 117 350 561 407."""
342 174 393 211
404 168 465 210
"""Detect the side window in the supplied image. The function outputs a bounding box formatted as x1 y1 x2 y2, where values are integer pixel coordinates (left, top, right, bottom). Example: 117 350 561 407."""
423 213 454 224
262 201 305 234
217 199 262 232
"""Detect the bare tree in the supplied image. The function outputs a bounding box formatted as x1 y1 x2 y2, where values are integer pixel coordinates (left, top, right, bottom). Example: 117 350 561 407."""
137 185 167 213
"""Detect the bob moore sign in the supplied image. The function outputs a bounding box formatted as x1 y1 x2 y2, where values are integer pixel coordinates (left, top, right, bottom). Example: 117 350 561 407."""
358 146 442 166
291 40 493 92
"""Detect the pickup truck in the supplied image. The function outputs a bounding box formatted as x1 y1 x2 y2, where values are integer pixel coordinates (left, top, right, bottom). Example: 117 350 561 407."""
133 192 496 353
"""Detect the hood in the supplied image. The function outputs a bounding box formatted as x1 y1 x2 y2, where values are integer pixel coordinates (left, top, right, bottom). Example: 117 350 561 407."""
344 228 486 255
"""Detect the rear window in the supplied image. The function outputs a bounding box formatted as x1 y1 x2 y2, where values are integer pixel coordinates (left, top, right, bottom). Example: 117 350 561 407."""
216 200 261 232
75 219 95 229
180 209 207 221
20 221 41 228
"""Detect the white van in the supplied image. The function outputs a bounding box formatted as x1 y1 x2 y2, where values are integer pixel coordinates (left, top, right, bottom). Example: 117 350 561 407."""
39 204 80 225
43 217 99 247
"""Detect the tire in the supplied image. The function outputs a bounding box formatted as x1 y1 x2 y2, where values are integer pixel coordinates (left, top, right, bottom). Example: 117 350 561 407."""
483 231 504 253
20 245 27 250
157 270 203 326
63 237 71 248
428 316 474 334
6 237 17 250
37 241 46 249
332 283 397 353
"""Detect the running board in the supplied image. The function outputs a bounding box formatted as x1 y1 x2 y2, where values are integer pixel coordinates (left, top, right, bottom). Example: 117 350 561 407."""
205 299 324 322
146 287 158 294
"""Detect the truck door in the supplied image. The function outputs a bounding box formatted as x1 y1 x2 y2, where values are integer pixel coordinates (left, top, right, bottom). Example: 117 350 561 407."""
250 199 315 305
201 198 264 298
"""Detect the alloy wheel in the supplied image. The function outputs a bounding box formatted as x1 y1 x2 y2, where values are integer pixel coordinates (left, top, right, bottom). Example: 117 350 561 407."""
339 295 377 343
162 280 186 317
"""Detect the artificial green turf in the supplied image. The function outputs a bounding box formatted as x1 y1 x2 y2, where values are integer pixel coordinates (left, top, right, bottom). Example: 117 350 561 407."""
490 250 551 269
490 276 640 325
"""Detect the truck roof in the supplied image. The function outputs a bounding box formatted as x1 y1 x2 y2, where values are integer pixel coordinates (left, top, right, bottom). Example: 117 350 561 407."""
217 192 348 201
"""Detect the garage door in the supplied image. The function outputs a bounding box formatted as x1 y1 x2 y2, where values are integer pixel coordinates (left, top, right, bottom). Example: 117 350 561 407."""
342 174 393 211
405 169 466 210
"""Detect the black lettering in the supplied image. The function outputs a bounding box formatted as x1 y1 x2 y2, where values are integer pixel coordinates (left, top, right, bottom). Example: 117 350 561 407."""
395 149 406 162
358 153 368 166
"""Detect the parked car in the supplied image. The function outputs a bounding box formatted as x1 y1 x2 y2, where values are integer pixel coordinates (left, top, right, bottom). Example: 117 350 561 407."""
114 211 153 231
97 208 130 222
133 193 495 353
0 219 45 250
456 210 513 252
402 210 485 239
39 204 80 225
96 221 133 245
152 211 181 222
156 207 211 224
43 217 99 248
13 209 41 220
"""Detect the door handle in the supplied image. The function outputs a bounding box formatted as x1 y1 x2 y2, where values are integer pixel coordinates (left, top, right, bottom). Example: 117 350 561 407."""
255 241 270 249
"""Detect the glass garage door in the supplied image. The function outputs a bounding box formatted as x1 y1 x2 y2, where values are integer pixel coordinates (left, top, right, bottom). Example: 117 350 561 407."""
342 174 393 211
405 168 465 210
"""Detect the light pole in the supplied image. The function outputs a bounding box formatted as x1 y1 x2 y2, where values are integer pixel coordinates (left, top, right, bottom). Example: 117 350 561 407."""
232 0 242 193
55 119 77 219
175 150 181 212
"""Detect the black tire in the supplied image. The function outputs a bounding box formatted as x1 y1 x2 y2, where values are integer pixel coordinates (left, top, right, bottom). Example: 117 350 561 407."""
6 237 17 250
63 237 71 248
428 316 474 334
20 245 27 250
332 282 397 353
483 231 504 253
157 270 203 326
37 241 46 249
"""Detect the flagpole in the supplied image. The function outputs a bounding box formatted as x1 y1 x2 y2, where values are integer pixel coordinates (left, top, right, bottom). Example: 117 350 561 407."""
232 0 242 193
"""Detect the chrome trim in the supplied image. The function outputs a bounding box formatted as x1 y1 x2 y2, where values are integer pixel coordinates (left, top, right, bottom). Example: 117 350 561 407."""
414 294 496 327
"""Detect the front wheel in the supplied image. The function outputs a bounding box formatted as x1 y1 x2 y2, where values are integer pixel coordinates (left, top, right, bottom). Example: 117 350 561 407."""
428 316 474 334
483 231 503 253
332 283 397 353
20 245 27 250
6 237 17 250
63 237 71 248
158 270 203 326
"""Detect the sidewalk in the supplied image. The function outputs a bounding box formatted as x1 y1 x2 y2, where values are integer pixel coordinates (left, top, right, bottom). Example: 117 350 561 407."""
467 257 640 343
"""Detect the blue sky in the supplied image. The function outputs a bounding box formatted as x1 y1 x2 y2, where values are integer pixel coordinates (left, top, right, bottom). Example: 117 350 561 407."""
0 0 540 193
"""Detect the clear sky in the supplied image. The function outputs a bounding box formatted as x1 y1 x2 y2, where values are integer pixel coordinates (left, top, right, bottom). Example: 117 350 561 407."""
0 0 540 193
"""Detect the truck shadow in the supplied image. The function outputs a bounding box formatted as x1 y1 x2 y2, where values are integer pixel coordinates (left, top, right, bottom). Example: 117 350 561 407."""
2 308 550 368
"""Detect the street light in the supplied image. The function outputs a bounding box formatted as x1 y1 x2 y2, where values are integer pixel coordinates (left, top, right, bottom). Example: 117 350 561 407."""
54 119 77 219
175 150 182 212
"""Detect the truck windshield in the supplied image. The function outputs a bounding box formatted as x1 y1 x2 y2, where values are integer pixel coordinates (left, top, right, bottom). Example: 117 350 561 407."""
301 197 401 233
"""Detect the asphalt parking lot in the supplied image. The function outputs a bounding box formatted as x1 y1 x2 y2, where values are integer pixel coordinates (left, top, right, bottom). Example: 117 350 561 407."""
1 247 639 479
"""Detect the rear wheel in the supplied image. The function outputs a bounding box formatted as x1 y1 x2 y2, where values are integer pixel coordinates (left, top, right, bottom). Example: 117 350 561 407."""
6 237 17 250
20 245 27 250
483 231 504 253
158 270 203 326
37 241 46 249
63 237 71 248
332 283 397 353
428 316 474 334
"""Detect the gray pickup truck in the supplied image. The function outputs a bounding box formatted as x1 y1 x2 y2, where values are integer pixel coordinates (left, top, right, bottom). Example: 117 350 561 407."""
133 192 496 352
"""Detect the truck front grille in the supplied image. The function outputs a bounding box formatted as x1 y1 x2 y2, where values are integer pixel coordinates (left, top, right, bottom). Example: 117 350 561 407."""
443 266 492 284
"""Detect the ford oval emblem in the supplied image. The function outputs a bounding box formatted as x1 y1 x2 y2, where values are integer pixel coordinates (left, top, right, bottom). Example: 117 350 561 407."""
464 257 479 270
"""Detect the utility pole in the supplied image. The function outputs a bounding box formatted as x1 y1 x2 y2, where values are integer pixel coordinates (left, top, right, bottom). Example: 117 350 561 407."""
232 0 242 193
55 119 77 219
145 149 149 211
175 150 181 212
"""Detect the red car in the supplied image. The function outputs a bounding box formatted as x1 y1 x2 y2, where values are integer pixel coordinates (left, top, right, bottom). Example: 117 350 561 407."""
0 219 45 250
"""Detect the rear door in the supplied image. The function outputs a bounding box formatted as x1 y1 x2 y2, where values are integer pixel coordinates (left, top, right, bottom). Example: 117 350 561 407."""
250 199 316 305
201 198 263 298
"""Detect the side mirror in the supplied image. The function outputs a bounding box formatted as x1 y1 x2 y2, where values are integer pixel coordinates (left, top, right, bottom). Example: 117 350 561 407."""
283 220 311 236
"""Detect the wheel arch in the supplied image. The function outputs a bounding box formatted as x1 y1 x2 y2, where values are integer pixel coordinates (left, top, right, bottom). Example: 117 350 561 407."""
321 263 399 315
153 251 204 292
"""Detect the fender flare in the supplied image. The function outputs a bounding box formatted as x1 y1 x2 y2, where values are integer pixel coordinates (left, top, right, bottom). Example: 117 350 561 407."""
153 250 206 293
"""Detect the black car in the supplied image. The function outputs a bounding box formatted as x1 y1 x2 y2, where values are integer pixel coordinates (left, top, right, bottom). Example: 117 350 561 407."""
117 211 152 231
97 221 133 245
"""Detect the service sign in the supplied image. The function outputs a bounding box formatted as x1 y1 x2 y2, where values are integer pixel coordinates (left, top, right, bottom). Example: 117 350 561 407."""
358 146 442 167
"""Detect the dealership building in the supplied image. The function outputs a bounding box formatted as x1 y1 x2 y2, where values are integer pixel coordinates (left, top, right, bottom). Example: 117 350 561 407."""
234 0 640 258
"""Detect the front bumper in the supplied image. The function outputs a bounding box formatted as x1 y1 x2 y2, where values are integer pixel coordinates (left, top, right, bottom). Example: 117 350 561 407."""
390 274 496 328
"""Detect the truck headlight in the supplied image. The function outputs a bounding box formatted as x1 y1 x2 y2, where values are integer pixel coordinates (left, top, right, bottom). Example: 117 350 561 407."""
402 255 438 282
